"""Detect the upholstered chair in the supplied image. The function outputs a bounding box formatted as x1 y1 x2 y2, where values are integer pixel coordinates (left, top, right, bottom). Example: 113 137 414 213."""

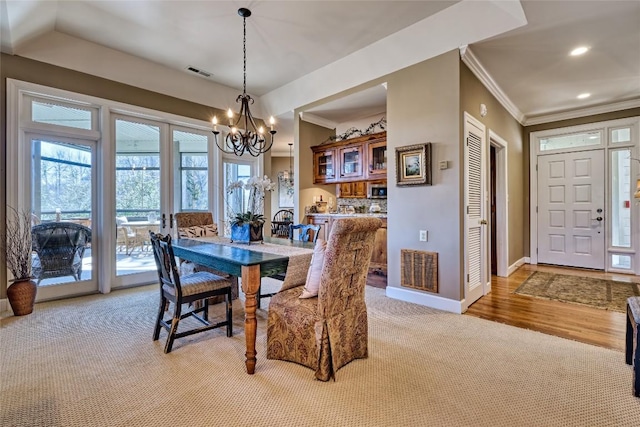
174 212 239 301
266 217 382 381
258 223 322 309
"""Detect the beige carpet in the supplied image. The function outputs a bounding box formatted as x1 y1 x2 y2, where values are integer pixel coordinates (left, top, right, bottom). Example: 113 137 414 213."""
515 271 640 313
1 280 640 427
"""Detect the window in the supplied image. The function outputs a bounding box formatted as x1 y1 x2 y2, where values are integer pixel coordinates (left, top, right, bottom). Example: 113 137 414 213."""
31 99 93 130
539 131 601 151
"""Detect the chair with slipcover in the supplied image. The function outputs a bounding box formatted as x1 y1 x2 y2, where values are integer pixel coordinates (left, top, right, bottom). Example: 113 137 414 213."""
266 216 381 381
257 223 322 309
174 212 239 301
149 232 232 353
31 222 92 285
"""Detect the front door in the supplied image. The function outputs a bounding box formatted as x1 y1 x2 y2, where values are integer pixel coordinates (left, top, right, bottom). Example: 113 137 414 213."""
537 150 605 269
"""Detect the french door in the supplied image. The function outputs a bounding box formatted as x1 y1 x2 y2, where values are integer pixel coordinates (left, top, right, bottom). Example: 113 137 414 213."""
111 116 213 288
28 133 99 301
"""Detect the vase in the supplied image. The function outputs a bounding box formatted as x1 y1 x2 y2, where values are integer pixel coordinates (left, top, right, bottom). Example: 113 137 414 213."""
230 223 264 244
7 278 37 316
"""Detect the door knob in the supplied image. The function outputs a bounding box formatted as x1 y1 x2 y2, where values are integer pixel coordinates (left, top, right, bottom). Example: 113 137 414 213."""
592 216 603 222
480 219 488 225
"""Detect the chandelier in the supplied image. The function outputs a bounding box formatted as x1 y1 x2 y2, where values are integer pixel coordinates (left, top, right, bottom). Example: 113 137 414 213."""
212 7 276 157
282 143 293 183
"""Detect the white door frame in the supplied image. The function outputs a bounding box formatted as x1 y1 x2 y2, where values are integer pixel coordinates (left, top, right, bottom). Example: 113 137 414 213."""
489 130 509 277
463 112 488 310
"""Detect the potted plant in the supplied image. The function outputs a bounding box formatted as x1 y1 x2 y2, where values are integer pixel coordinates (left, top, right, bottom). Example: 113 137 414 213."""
230 211 265 244
227 176 275 244
1 207 36 315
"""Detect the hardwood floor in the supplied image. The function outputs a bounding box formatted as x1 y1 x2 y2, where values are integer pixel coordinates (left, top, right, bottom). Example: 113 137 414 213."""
464 263 633 352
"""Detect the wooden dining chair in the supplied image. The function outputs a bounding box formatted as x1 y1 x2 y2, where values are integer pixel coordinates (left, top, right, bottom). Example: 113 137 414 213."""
174 212 239 302
149 232 233 353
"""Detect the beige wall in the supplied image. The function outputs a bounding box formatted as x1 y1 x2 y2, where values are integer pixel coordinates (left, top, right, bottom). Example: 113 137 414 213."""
459 63 525 267
386 50 463 300
296 120 336 223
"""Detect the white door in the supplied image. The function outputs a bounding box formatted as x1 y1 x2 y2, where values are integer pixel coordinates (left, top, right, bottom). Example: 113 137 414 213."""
464 113 488 307
27 133 99 301
537 150 605 269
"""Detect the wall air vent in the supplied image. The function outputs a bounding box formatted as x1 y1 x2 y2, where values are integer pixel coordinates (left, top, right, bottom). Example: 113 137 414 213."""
185 65 213 78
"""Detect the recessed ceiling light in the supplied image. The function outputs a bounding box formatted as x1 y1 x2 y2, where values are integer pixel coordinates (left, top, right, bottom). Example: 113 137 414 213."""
577 93 591 99
570 46 590 56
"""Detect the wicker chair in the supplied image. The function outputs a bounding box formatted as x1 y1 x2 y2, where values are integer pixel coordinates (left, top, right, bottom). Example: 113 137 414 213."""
266 217 381 381
31 222 92 285
174 212 239 301
149 232 232 353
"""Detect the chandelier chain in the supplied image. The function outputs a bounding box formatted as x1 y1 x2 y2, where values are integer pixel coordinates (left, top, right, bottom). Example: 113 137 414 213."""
243 13 247 95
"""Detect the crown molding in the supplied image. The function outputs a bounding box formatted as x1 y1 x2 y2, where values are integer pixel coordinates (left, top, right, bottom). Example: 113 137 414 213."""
523 98 640 126
460 45 525 124
298 112 337 130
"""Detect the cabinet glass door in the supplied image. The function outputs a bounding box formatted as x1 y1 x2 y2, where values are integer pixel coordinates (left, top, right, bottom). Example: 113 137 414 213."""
313 149 335 183
339 145 364 179
367 140 387 179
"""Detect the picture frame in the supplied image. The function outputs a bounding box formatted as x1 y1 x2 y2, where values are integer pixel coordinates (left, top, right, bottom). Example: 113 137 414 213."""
278 172 294 208
395 143 431 186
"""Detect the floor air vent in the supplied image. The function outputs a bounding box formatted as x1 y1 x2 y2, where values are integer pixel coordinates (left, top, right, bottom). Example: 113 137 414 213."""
401 249 438 293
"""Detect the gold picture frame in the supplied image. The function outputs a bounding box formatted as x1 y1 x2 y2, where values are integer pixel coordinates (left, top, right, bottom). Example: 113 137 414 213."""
395 143 431 186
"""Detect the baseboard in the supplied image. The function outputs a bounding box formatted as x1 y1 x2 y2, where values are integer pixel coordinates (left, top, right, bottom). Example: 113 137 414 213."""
524 257 531 264
507 257 526 276
0 298 11 317
386 286 463 314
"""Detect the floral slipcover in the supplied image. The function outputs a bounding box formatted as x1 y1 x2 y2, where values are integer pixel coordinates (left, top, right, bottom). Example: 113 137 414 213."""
266 217 382 381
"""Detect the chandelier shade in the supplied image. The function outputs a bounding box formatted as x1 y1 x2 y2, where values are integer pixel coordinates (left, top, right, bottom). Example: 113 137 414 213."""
212 7 276 157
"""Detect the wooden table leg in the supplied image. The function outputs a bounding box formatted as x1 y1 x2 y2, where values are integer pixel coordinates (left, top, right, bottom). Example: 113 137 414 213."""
241 264 261 374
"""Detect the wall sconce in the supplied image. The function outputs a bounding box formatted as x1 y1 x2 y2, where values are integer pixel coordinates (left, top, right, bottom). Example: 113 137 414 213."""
634 179 640 199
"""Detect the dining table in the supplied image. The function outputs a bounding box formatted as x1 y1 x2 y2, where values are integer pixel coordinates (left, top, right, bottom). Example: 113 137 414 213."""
171 236 314 375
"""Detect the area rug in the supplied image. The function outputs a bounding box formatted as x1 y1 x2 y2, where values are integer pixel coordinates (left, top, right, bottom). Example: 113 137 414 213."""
514 271 640 313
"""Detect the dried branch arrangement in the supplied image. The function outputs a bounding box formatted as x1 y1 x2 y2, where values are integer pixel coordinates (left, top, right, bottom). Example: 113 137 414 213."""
1 207 33 281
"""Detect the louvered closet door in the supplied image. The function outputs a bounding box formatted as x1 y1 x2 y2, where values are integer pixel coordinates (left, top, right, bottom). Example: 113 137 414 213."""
464 115 487 307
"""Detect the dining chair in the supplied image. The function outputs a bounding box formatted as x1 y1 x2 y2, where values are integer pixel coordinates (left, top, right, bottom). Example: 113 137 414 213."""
149 232 233 354
266 217 381 381
174 212 239 302
288 223 321 243
257 223 322 309
271 209 293 238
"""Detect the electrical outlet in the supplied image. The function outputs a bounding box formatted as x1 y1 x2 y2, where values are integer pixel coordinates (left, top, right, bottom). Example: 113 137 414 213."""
419 230 427 241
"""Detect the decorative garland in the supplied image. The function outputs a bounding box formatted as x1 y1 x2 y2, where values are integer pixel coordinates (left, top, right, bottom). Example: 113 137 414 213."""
324 116 387 143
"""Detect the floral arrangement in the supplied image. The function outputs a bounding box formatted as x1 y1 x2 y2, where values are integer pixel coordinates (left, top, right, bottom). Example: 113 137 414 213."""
227 175 276 226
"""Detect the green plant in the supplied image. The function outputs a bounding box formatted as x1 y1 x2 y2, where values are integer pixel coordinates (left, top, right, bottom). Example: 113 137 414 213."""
1 207 33 281
231 211 265 227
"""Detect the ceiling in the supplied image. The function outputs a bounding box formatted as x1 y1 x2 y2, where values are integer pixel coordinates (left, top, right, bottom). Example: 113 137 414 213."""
2 1 639 154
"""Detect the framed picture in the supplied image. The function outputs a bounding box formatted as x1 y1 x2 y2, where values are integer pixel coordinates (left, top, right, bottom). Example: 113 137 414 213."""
396 143 431 186
278 173 294 208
